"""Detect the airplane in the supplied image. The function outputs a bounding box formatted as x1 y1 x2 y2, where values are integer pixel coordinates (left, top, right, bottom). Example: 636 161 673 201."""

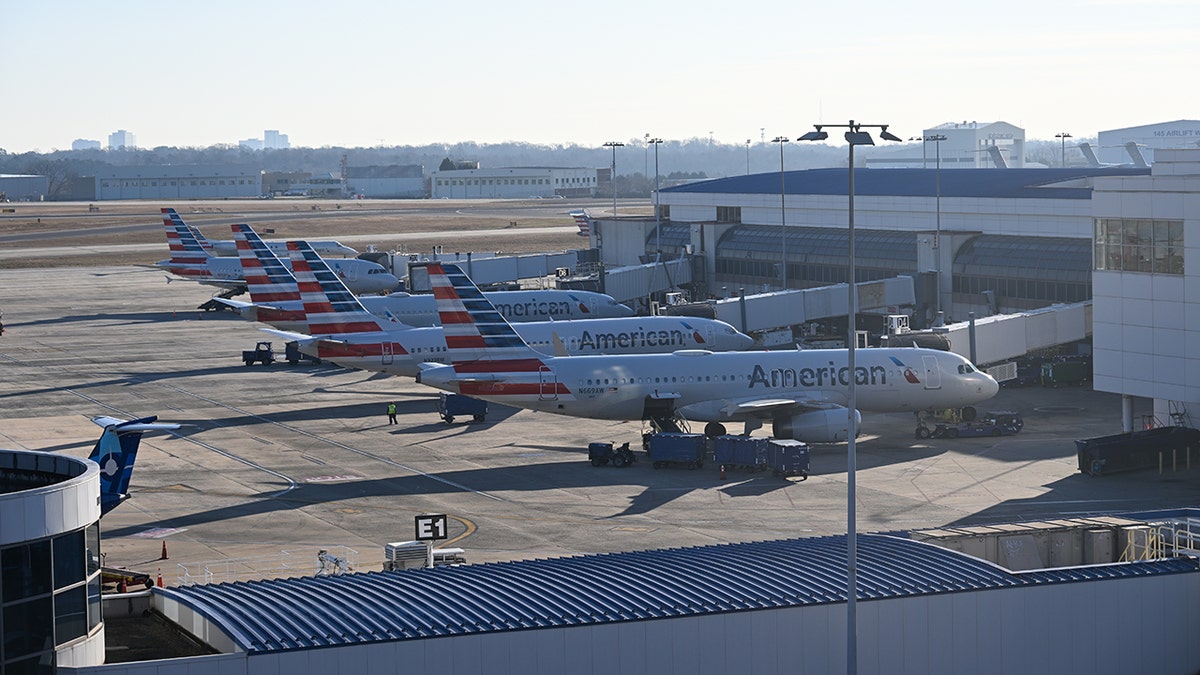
162 207 358 257
214 224 634 333
415 263 1000 443
155 215 399 296
1077 141 1149 169
272 241 755 377
88 415 180 516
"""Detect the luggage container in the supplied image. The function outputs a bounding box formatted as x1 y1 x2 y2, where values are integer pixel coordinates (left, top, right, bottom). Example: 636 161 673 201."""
1075 426 1200 476
647 433 706 469
713 435 768 471
437 393 488 424
767 439 810 479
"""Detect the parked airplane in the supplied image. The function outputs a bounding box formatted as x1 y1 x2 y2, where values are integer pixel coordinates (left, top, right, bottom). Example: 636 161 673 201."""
163 208 358 257
416 263 1000 443
216 224 634 332
273 241 754 377
89 415 180 516
156 215 399 295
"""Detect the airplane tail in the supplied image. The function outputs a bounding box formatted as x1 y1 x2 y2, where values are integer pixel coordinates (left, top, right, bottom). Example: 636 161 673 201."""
232 224 301 304
287 241 395 335
161 207 212 268
570 210 591 237
88 415 180 516
1124 141 1149 168
427 262 551 377
1078 142 1102 168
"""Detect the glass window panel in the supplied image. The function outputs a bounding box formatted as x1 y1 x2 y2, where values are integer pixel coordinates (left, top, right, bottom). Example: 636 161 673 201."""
54 585 88 644
53 531 85 589
85 524 100 577
4 596 53 658
3 541 52 601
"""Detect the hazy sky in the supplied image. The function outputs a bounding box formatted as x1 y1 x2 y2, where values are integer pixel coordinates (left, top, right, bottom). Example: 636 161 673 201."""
5 0 1197 153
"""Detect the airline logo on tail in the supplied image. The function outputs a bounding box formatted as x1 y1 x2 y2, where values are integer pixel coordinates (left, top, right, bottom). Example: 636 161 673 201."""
681 321 707 345
89 415 180 516
233 224 301 304
289 241 394 336
159 208 215 280
571 210 590 237
429 262 567 396
567 293 592 314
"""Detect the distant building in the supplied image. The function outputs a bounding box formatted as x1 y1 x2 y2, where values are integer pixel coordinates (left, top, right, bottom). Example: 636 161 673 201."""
0 174 50 201
263 171 311 196
107 129 136 150
431 167 596 199
239 138 265 151
71 139 102 151
866 121 1026 169
346 165 424 198
263 130 290 150
93 165 261 200
1097 120 1200 166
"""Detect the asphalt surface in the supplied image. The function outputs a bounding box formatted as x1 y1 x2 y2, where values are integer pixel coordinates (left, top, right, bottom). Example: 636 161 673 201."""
1 263 1196 583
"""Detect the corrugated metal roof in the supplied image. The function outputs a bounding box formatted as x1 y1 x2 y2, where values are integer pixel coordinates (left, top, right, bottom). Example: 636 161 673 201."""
662 167 1150 199
156 533 1198 654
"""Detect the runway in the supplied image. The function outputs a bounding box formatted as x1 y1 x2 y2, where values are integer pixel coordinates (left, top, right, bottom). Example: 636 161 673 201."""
0 263 1190 582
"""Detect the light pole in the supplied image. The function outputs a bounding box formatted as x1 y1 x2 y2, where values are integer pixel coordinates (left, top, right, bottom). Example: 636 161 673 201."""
798 120 901 675
603 141 624 218
772 137 789 288
912 133 946 317
746 139 752 174
649 138 663 258
1056 132 1072 167
644 133 649 178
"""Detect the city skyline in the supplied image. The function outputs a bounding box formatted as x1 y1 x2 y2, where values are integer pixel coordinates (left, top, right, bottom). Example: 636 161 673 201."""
4 0 1197 154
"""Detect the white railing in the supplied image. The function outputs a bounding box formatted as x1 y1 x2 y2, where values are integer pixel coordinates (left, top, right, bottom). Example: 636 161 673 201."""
174 546 359 586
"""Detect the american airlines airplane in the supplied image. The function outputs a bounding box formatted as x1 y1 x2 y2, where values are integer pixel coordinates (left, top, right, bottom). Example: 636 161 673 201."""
275 241 755 377
156 214 398 295
219 224 634 333
416 263 1001 443
163 207 358 257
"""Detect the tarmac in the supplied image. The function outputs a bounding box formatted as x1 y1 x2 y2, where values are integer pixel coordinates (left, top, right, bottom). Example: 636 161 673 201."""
1 264 1197 584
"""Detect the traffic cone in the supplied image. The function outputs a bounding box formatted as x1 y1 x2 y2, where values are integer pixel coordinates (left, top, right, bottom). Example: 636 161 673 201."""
160 540 168 560
720 465 727 480
118 578 127 593
156 568 163 587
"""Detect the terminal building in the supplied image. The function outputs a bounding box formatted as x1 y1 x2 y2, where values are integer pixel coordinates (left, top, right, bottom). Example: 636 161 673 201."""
430 167 597 199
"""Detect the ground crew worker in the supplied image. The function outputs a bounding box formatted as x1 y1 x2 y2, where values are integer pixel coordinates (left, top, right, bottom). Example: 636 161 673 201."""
386 401 397 425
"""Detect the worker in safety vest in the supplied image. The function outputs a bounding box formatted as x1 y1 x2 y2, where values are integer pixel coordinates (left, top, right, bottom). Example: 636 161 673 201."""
386 401 397 425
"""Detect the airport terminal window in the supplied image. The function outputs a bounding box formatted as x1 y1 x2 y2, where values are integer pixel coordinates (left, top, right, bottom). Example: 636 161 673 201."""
53 586 87 644
2 541 52 601
4 596 53 661
1095 218 1184 274
52 531 85 588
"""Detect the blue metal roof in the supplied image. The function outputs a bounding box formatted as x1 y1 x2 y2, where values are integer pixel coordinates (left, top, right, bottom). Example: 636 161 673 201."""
663 167 1150 199
156 533 1198 654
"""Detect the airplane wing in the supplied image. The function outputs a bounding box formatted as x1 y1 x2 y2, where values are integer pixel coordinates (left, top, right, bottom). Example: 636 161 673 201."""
719 396 843 417
260 328 311 342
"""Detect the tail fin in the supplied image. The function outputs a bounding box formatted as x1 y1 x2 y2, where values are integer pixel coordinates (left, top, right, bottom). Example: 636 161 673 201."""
571 210 591 237
428 262 546 369
1078 142 1102 168
288 241 394 335
232 224 301 304
161 207 211 265
89 415 180 517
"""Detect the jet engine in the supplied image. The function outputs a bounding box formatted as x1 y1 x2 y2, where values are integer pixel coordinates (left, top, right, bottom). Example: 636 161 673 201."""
772 409 861 443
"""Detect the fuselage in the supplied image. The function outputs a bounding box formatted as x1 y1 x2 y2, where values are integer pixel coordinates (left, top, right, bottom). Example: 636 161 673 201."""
207 239 357 258
157 256 397 295
301 317 755 376
227 289 635 332
418 347 1000 423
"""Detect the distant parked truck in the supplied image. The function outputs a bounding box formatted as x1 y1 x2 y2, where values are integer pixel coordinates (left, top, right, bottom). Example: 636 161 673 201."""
1041 359 1091 387
647 433 706 469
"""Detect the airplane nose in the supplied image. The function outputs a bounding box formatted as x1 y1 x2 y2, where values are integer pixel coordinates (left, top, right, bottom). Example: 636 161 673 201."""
981 373 1000 397
735 332 756 350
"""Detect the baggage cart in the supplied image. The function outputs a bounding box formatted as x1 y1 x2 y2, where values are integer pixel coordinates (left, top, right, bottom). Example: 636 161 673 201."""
713 435 768 472
647 432 706 469
767 439 810 479
587 442 635 468
437 393 488 424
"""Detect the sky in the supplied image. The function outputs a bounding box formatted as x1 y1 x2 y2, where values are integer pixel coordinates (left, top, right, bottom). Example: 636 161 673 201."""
4 0 1198 153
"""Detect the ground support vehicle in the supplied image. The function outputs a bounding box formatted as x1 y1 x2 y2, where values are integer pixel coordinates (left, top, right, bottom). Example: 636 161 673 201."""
647 433 706 469
766 439 810 479
1041 358 1091 387
928 411 1024 438
713 435 768 472
587 442 636 468
242 341 275 366
284 341 322 366
437 393 488 424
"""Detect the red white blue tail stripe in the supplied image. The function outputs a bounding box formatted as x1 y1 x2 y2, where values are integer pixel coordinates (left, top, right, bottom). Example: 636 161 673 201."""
571 210 591 237
160 207 213 279
429 262 566 395
288 242 392 336
233 224 301 305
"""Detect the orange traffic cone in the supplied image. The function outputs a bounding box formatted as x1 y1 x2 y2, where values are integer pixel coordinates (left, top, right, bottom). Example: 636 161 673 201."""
118 578 127 593
160 540 168 560
156 568 164 587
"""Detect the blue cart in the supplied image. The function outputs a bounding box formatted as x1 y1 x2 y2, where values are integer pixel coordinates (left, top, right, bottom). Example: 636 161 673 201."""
713 435 768 472
767 439 810 479
437 393 488 424
647 433 706 469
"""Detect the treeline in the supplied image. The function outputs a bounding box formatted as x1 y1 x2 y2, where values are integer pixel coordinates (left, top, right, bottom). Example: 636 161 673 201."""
0 137 1089 199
